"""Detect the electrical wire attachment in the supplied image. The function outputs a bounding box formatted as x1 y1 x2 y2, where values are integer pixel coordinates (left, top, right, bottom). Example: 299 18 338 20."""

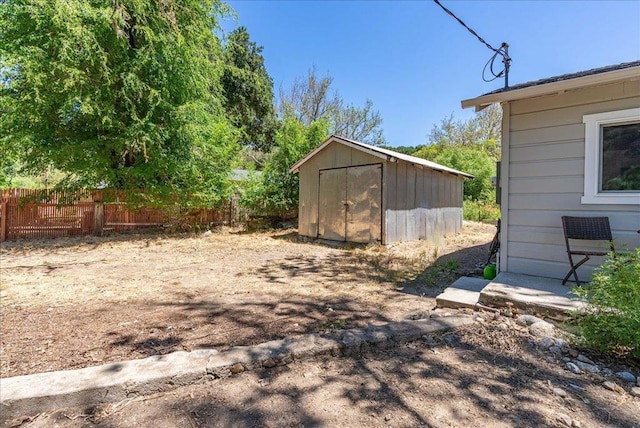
433 0 512 88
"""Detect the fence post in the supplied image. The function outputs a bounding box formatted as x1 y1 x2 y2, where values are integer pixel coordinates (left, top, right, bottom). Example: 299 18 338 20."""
94 202 104 236
0 199 6 242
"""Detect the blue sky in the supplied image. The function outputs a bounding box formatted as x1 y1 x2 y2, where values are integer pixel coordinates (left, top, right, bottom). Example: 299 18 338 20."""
221 1 640 147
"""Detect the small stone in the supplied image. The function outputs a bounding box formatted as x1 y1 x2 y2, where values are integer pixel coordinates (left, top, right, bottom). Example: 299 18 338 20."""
616 371 636 383
555 412 572 427
475 316 485 323
562 357 571 362
555 338 566 348
529 321 555 337
574 361 600 374
262 358 276 368
566 362 582 374
630 387 640 397
602 368 613 377
546 356 556 364
569 349 579 358
202 230 212 236
517 314 543 326
553 387 567 397
549 346 562 356
384 414 391 421
229 363 245 374
497 322 509 331
602 381 624 393
572 420 582 428
576 354 595 365
537 337 555 349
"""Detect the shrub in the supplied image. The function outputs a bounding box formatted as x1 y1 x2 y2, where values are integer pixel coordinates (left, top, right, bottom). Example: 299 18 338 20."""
572 249 640 358
463 200 500 222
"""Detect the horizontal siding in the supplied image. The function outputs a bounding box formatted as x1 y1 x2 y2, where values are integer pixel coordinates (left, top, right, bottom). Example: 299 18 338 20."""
506 80 640 278
509 176 583 194
511 123 584 147
510 80 640 115
509 209 639 231
510 97 640 131
510 141 583 163
509 159 584 178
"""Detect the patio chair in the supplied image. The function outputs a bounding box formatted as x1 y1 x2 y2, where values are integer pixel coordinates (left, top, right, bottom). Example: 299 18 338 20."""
561 216 614 286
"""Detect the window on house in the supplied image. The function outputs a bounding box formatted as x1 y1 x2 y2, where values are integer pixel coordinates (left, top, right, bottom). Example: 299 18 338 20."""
582 108 640 205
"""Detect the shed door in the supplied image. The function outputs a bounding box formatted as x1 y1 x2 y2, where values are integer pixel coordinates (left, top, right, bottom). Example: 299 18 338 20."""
318 164 382 243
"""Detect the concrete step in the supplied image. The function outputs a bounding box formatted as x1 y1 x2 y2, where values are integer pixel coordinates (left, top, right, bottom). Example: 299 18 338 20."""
478 272 585 318
436 276 490 309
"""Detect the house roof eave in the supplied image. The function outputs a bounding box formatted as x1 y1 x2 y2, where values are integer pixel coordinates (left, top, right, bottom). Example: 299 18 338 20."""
461 63 640 110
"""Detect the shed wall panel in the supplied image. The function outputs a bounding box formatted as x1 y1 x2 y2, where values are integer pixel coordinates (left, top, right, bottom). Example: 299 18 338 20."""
504 82 640 279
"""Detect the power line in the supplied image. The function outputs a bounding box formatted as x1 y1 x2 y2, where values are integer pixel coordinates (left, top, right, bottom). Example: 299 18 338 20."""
433 0 511 88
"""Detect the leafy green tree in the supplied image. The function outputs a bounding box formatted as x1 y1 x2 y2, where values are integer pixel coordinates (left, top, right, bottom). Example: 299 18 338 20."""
221 26 276 152
241 117 329 219
0 0 237 206
428 104 502 159
433 146 494 202
278 67 385 145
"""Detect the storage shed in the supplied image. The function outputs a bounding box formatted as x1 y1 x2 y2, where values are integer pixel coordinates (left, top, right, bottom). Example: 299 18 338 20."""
289 135 473 244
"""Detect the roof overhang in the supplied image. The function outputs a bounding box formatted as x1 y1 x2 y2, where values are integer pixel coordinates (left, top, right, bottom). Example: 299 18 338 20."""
289 135 473 178
461 65 640 111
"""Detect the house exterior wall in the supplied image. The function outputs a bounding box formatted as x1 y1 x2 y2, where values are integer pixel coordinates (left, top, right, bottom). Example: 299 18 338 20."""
297 141 464 244
502 79 640 279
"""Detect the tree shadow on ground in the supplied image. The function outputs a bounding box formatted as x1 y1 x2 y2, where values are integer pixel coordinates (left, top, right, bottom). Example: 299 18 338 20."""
396 241 490 298
33 323 640 428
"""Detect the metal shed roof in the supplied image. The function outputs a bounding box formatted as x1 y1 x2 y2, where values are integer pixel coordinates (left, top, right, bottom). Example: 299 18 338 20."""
289 135 474 178
462 60 640 111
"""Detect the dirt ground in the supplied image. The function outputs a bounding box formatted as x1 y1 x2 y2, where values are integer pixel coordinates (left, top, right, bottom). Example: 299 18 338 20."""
1 222 494 377
2 222 640 428
9 316 640 428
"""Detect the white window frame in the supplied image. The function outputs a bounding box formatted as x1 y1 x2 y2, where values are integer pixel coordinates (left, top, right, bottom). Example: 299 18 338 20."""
582 107 640 205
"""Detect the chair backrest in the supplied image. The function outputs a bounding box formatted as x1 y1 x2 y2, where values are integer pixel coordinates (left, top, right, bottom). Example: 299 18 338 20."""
561 216 613 241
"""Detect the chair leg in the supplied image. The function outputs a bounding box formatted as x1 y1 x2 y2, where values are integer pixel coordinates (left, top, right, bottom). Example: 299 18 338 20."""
562 255 590 286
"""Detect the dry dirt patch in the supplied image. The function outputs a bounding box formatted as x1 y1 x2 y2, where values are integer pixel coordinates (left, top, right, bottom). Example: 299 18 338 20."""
0 222 495 377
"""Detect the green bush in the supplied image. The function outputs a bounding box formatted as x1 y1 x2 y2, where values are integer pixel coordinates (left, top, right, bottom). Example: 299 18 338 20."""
572 249 640 358
463 200 500 222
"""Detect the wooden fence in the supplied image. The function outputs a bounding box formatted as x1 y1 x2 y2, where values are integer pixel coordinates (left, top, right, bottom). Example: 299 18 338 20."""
0 188 240 241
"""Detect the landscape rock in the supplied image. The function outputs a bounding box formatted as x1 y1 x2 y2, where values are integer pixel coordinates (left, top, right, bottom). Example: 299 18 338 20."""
566 362 582 374
616 371 636 383
529 321 555 337
537 337 555 349
230 363 245 374
555 412 572 427
576 354 595 365
517 314 543 326
574 361 599 374
553 387 567 397
602 381 624 393
549 346 562 356
262 358 276 368
630 387 640 397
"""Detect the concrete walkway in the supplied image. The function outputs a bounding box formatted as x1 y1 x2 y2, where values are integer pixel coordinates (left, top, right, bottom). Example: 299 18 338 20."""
0 314 474 423
437 272 585 318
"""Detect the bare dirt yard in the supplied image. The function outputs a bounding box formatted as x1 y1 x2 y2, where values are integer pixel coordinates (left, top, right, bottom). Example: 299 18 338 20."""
2 222 639 428
0 222 494 378
10 315 640 428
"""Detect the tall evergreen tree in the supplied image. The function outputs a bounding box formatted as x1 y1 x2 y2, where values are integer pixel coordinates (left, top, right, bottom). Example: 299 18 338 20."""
221 26 276 152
